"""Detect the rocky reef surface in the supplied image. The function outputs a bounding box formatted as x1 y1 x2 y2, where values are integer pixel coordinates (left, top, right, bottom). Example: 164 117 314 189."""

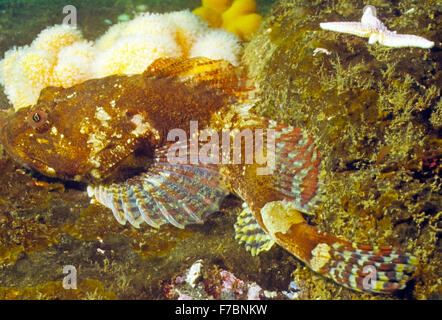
243 0 440 299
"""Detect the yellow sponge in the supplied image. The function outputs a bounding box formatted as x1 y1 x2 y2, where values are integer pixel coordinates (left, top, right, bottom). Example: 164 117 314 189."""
192 6 222 28
221 0 257 24
202 0 233 13
195 0 264 41
227 13 262 41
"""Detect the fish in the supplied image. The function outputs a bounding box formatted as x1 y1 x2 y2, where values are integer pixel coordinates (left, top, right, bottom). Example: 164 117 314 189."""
0 57 417 294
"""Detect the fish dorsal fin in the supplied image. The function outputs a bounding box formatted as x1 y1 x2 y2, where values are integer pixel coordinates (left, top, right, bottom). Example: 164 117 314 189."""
143 57 253 99
234 204 275 256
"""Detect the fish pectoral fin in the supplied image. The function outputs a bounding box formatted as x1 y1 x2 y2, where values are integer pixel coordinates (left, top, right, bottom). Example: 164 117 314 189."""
234 204 275 256
88 142 230 229
143 57 253 99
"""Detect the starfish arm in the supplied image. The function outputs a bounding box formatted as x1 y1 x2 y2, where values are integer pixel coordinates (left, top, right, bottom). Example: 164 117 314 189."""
360 5 388 31
368 33 379 44
321 6 434 49
379 32 435 48
320 22 372 38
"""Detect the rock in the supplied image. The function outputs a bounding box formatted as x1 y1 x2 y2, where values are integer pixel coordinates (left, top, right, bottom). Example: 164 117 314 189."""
243 0 440 300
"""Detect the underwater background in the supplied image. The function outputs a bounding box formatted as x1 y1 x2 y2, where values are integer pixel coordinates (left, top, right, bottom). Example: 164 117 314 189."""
0 0 440 299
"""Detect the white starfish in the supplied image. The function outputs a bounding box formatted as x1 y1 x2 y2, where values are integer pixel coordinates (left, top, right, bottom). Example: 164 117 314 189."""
320 5 434 49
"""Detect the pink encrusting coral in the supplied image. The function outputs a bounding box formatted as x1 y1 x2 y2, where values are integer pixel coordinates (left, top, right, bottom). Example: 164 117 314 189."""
162 259 280 300
161 259 304 300
0 10 243 111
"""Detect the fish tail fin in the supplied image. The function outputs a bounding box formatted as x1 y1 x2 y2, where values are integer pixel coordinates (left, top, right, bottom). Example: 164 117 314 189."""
144 57 254 99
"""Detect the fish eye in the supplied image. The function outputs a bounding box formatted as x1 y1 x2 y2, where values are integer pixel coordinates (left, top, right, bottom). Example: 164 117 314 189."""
27 109 49 130
32 112 42 122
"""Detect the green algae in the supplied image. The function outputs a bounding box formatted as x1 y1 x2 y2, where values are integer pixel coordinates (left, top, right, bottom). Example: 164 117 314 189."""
244 0 440 299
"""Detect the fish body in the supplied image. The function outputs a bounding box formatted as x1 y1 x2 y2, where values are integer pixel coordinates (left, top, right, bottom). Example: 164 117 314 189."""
1 57 417 294
1 58 241 183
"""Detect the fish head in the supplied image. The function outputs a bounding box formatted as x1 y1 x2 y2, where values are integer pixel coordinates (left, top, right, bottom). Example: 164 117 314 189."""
1 81 158 183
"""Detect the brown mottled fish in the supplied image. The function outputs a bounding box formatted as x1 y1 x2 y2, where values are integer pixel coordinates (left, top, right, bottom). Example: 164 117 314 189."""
1 57 417 294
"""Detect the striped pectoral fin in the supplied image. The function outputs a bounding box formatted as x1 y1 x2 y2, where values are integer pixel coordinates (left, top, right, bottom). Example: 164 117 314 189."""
88 144 230 229
234 204 275 256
